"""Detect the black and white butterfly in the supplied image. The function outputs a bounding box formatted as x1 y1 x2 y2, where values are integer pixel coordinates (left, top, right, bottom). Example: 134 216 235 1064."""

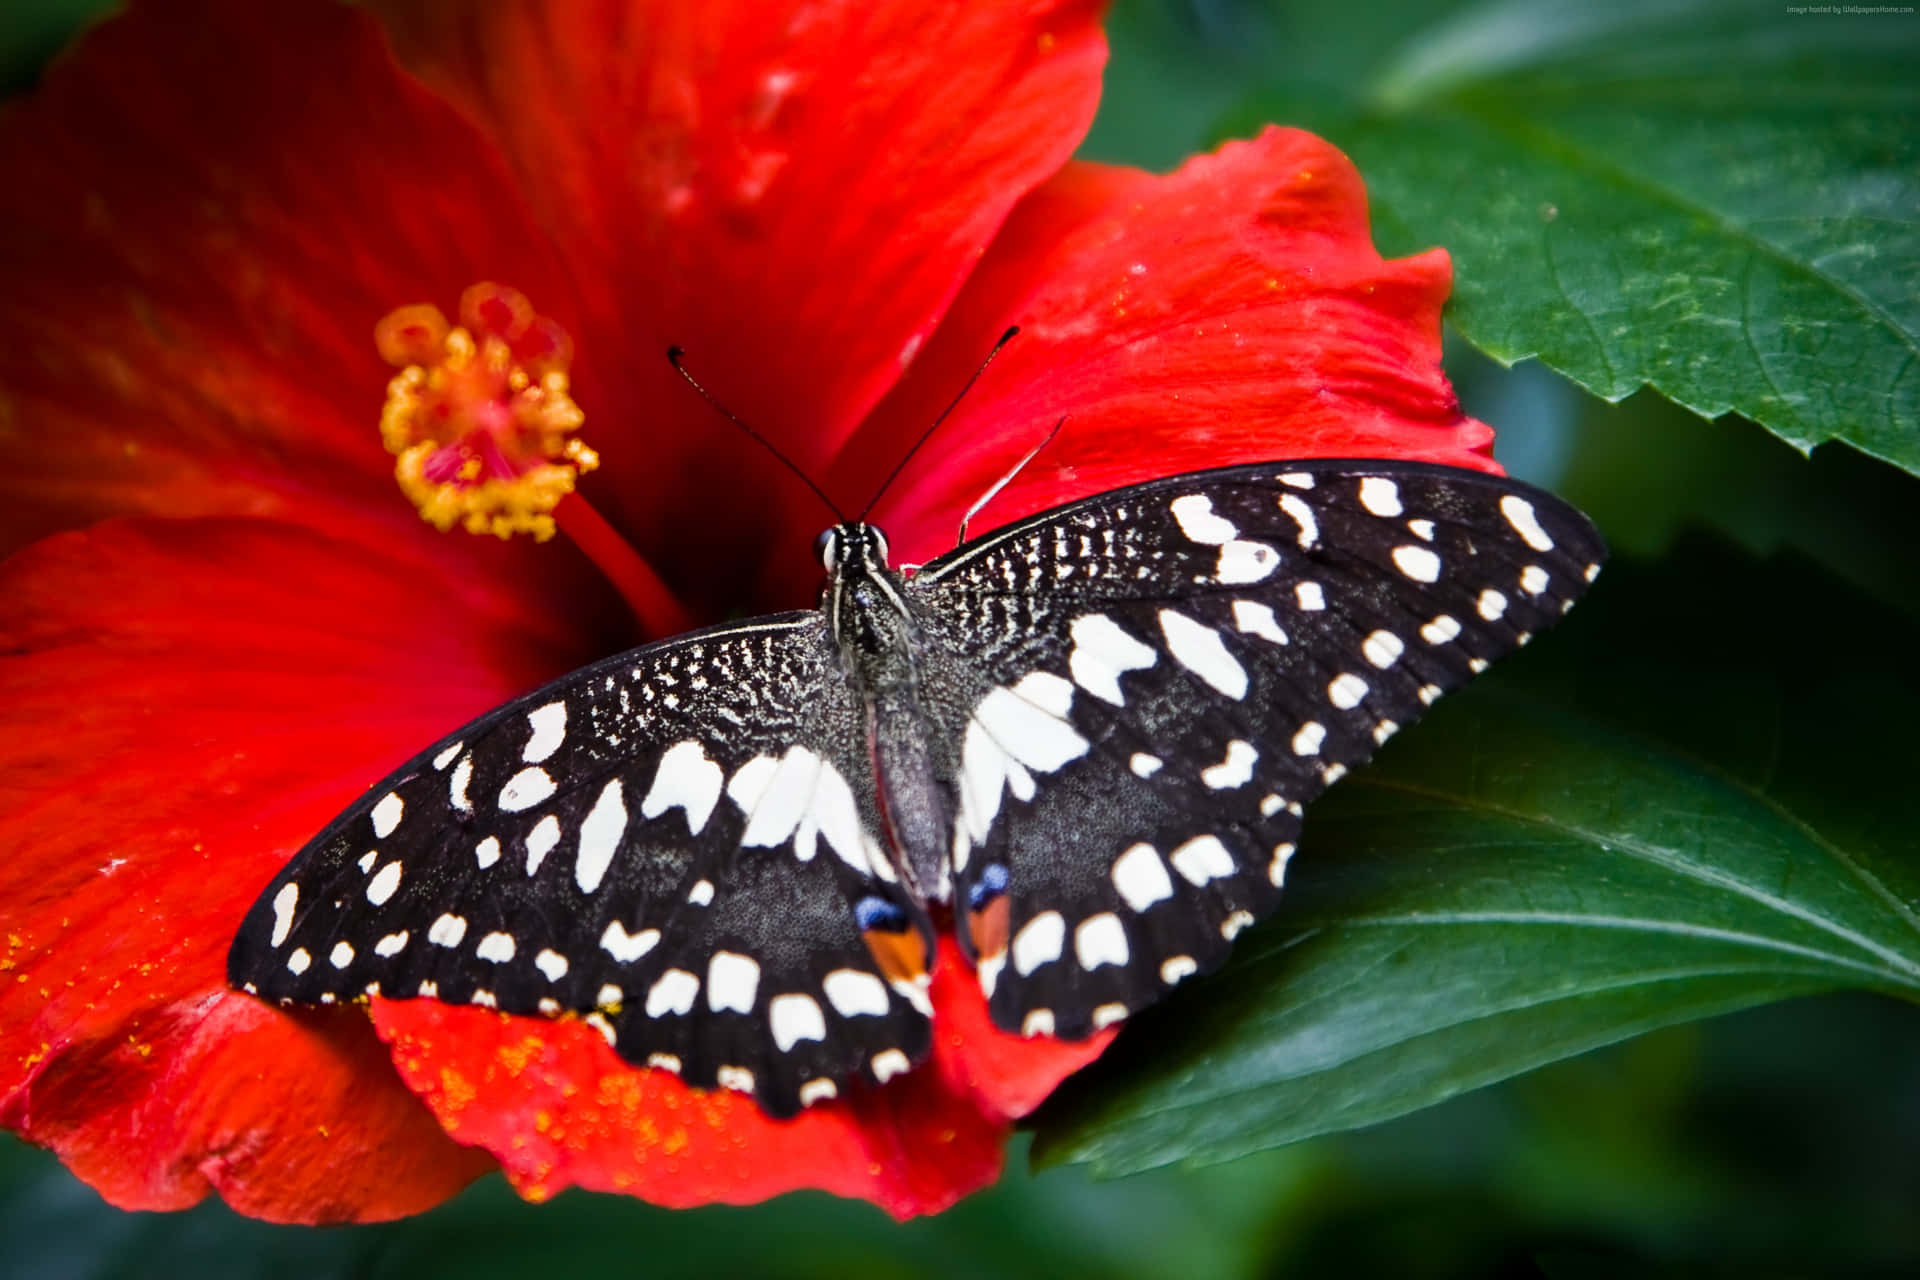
229 458 1604 1117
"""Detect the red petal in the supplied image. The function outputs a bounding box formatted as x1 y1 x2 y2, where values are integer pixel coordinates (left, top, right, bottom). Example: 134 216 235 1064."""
0 516 589 1219
837 127 1497 565
371 0 1108 592
920 938 1117 1123
0 0 578 557
368 938 1107 1216
1 997 492 1223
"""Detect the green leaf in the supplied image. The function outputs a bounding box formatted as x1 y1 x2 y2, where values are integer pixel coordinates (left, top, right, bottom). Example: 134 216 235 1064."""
1222 0 1920 473
1029 540 1920 1176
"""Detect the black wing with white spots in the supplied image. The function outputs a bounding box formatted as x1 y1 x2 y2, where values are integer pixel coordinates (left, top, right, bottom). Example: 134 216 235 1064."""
228 615 935 1117
232 454 1603 1115
910 459 1604 1039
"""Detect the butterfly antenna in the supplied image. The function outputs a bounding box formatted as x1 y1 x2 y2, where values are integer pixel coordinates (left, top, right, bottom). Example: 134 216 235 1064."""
957 415 1067 546
857 325 1021 523
667 347 847 523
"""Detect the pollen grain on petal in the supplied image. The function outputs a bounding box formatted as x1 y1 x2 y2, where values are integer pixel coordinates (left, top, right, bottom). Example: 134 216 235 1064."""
375 284 597 541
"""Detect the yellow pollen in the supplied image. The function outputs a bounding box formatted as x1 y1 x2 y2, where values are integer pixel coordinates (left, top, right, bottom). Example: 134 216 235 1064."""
374 283 598 541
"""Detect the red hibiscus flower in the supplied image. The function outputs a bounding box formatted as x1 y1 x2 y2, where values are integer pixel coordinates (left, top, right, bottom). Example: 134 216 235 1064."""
0 0 1492 1224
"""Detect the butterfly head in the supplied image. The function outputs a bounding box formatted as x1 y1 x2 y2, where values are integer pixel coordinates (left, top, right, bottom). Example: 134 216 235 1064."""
816 523 892 576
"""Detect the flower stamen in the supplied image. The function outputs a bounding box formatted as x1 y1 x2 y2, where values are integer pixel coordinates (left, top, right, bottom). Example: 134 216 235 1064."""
375 283 598 542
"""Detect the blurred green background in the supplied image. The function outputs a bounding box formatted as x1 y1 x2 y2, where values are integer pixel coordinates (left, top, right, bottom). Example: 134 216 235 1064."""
6 1 1919 1276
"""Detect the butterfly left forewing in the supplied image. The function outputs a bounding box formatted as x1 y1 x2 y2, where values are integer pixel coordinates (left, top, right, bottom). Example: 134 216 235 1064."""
911 459 1605 1038
228 614 934 1117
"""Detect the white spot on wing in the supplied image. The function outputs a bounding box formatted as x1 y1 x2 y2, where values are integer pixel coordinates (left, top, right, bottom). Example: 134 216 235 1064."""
1359 476 1403 516
1201 739 1258 789
575 778 627 893
535 949 569 981
1269 842 1298 886
433 741 464 770
449 756 473 814
270 882 298 947
428 914 467 947
1022 1009 1056 1037
1012 911 1065 975
1501 494 1555 551
1068 613 1156 706
1074 913 1130 969
1171 834 1235 885
329 940 354 969
646 969 699 1017
1328 673 1369 709
1478 588 1508 620
959 676 1090 844
642 741 723 834
1092 1002 1129 1029
475 836 501 868
366 861 403 905
286 947 310 974
871 1048 912 1082
1422 614 1461 644
1292 721 1326 756
600 921 660 963
475 931 516 963
687 878 715 906
1295 581 1326 611
1392 545 1442 582
1278 492 1319 547
736 746 821 851
707 951 760 1013
800 1079 838 1106
769 993 827 1051
1111 843 1174 912
375 930 409 957
1521 564 1550 594
823 968 890 1018
1170 493 1237 544
1216 540 1279 583
726 755 779 815
1233 599 1288 645
525 814 561 874
1159 609 1248 699
977 950 1005 998
499 766 556 813
1161 955 1198 985
1129 752 1162 777
523 701 567 763
1363 630 1405 668
371 792 404 839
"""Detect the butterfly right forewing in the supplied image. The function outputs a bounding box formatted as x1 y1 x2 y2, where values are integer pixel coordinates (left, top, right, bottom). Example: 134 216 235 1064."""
912 459 1605 1038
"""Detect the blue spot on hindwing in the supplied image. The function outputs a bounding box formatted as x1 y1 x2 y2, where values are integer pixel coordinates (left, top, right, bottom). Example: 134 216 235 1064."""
855 895 908 933
968 863 1009 910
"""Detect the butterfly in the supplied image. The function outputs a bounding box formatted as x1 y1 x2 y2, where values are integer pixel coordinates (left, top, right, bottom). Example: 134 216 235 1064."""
229 456 1604 1117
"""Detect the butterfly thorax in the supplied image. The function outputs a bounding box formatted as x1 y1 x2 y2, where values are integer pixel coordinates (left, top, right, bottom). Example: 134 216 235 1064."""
818 523 955 905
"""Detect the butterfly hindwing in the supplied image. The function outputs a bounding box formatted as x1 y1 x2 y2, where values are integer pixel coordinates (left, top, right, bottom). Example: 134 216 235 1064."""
228 615 934 1117
913 459 1605 1037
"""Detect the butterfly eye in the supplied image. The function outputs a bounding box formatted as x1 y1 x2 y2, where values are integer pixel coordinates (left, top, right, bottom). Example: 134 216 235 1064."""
815 528 838 570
